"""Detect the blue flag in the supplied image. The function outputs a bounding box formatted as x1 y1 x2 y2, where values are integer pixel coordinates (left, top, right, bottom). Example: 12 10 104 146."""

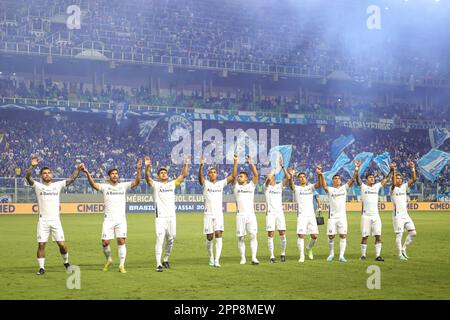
416 148 450 182
343 152 374 178
323 152 351 184
331 134 355 160
268 145 293 182
429 128 450 149
373 152 391 176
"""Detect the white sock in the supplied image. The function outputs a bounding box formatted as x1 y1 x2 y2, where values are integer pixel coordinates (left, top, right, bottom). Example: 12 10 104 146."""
297 238 304 257
164 237 174 262
37 258 45 269
280 234 286 255
206 239 213 261
238 236 246 260
307 238 317 250
361 244 367 257
396 233 403 255
61 252 69 264
403 231 416 250
268 237 274 258
375 242 382 257
339 238 347 259
328 239 335 257
250 233 258 261
215 237 223 263
155 235 164 266
118 244 126 267
103 245 112 262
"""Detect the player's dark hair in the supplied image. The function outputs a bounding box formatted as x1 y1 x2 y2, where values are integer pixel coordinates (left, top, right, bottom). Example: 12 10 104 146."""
239 171 248 177
365 172 374 179
396 173 402 178
39 167 51 175
297 172 306 177
158 167 168 175
332 174 340 179
107 168 118 176
207 167 217 173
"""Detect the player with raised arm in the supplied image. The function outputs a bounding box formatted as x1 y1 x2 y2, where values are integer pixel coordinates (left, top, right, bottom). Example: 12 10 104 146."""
319 168 358 262
233 155 260 265
25 155 82 275
355 160 394 261
264 157 291 263
145 155 190 272
391 161 417 260
80 160 142 273
288 166 322 263
198 154 238 267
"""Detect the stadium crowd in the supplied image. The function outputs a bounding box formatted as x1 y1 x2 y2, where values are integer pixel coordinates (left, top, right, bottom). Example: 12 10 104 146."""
0 112 448 199
0 0 448 86
1 77 449 122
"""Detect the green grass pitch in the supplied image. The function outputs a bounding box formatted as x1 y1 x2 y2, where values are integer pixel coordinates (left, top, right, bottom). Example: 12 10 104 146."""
0 211 449 300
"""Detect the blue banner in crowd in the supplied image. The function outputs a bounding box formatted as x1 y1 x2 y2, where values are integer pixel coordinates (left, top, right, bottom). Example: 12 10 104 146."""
331 134 355 160
343 152 374 178
373 152 391 175
417 148 450 182
429 128 450 149
268 145 292 182
323 152 351 184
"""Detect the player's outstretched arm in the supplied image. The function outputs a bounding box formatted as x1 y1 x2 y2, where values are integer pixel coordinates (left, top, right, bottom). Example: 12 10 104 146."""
175 156 190 185
391 162 397 191
247 155 258 184
408 160 417 187
314 165 322 189
26 155 39 186
320 169 329 193
198 156 206 186
347 165 359 188
80 164 100 191
144 156 153 187
131 159 142 189
65 163 82 186
280 157 291 186
354 160 362 186
381 165 394 187
287 168 295 191
227 154 238 184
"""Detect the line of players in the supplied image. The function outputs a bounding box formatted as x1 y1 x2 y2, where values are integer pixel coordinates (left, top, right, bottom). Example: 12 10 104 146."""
25 153 417 275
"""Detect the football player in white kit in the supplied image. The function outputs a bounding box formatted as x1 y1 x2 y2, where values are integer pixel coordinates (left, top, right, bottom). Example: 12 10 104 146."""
355 160 394 261
233 155 260 265
319 169 358 262
144 155 190 272
289 166 322 263
198 154 238 267
81 160 142 273
25 155 83 275
391 161 417 260
264 158 291 263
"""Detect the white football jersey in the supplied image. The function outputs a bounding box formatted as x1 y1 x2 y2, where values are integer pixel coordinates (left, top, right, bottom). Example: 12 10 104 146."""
98 181 132 219
33 180 66 220
391 183 409 217
233 181 256 216
153 180 177 218
360 182 382 216
294 184 316 217
264 182 283 215
203 179 227 216
327 184 348 219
